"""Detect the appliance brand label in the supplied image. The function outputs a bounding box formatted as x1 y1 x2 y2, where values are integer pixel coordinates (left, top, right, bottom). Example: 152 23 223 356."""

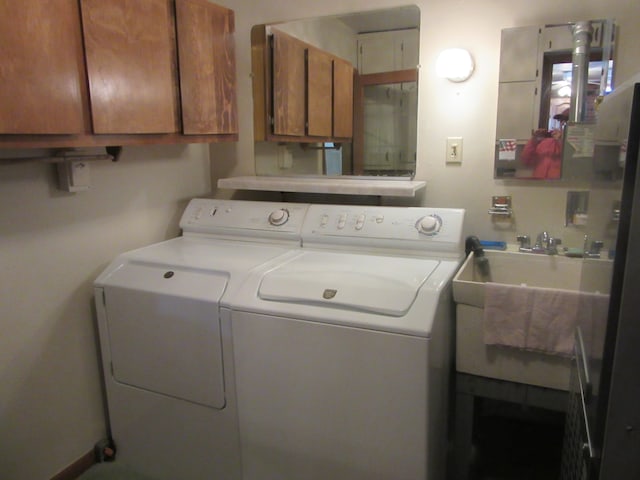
323 289 337 299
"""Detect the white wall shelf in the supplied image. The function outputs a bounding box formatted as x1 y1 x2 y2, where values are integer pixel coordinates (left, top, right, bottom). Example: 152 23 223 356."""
217 176 426 197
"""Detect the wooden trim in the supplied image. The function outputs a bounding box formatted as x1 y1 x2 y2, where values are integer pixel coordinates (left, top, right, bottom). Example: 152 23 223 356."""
0 133 238 150
265 134 351 144
359 69 418 86
49 449 95 480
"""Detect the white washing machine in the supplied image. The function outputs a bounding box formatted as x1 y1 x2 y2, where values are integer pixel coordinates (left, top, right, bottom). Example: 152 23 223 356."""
228 203 465 480
94 199 310 480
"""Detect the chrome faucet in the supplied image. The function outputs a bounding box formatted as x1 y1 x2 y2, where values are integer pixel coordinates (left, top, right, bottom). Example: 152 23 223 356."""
533 231 550 253
532 231 562 255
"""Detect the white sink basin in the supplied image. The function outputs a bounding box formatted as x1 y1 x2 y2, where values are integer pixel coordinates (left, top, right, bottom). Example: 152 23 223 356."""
452 250 612 390
453 250 611 307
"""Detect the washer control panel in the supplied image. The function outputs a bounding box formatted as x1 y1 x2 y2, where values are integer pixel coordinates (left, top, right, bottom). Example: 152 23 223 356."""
178 199 464 254
180 199 309 238
302 205 465 255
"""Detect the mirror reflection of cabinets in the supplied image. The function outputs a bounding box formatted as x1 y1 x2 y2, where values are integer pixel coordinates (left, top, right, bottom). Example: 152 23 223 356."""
494 19 616 180
252 26 354 142
252 6 420 178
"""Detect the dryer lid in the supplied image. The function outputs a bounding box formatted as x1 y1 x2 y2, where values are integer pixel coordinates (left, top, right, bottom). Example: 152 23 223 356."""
258 251 439 316
102 262 228 409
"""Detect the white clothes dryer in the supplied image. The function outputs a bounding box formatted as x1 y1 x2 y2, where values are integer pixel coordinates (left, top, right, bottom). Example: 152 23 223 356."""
227 203 465 480
94 199 309 480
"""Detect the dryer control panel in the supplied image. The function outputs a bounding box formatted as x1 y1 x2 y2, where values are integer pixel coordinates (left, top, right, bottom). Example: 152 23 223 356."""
180 199 310 242
301 204 465 257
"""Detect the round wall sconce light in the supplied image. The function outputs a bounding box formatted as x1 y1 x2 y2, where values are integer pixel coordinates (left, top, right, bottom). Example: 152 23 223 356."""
436 48 475 82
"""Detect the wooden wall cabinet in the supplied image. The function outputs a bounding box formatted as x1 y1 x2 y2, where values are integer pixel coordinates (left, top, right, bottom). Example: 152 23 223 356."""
0 0 90 135
252 26 354 143
175 0 237 136
0 0 237 149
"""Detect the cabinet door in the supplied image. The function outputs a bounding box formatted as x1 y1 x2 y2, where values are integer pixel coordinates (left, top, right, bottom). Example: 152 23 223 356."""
80 0 180 134
397 29 419 70
357 32 397 75
272 30 306 137
0 0 88 134
175 0 237 135
357 29 419 75
499 26 540 82
307 47 333 137
333 58 353 138
496 82 537 141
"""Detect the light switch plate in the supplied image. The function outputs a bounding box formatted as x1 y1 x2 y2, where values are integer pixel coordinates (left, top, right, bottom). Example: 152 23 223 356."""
446 137 463 164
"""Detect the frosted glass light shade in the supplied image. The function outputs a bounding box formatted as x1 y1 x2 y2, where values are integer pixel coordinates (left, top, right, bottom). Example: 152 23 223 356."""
436 48 475 82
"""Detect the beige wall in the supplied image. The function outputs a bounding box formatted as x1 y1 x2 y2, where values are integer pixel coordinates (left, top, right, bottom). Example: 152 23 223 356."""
2 1 639 479
212 0 640 251
0 145 211 479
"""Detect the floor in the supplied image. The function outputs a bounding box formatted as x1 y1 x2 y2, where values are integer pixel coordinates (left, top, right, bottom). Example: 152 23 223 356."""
77 400 565 480
76 463 154 480
471 398 565 480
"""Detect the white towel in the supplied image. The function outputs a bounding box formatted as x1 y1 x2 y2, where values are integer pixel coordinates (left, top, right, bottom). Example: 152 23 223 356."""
483 282 609 357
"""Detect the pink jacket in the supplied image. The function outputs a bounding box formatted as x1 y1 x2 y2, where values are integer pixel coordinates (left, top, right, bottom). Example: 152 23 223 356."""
521 136 562 179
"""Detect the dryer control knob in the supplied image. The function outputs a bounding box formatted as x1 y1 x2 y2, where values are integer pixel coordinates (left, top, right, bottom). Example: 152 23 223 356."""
416 215 441 235
268 209 289 226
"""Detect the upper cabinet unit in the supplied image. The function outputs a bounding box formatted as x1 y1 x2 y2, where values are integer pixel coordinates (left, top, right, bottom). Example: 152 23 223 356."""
252 26 355 143
81 0 181 135
0 0 237 148
495 26 541 141
174 0 237 135
357 29 419 75
0 0 90 135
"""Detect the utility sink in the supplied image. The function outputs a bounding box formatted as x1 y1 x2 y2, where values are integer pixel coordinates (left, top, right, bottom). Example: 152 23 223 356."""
452 250 612 390
452 250 614 307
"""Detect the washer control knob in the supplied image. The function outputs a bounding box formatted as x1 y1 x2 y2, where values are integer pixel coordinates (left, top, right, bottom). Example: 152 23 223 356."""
268 209 289 226
416 215 442 235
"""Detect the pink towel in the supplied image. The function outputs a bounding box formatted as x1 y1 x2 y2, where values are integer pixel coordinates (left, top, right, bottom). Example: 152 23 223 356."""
482 283 532 350
483 282 609 357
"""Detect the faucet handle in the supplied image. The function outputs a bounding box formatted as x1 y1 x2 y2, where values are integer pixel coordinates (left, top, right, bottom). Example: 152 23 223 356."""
516 235 531 252
548 237 562 254
583 236 604 258
590 240 604 253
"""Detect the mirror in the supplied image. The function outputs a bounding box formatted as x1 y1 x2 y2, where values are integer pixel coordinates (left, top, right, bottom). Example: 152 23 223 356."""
494 19 617 180
252 6 420 178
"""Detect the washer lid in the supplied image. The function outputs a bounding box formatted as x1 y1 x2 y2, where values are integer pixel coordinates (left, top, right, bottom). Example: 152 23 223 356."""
258 251 439 316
